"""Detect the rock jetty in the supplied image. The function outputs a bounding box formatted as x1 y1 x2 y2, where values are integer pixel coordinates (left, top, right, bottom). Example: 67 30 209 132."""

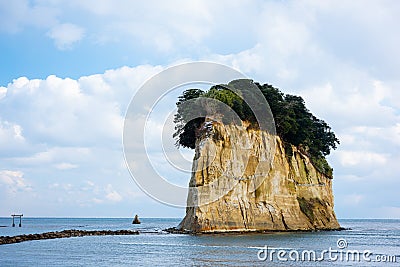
0 229 139 245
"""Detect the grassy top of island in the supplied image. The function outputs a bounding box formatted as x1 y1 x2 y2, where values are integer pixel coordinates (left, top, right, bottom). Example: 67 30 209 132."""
173 79 339 178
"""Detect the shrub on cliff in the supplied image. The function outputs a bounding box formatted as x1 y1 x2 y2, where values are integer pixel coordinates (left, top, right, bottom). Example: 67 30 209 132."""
173 80 339 175
173 89 205 149
255 83 339 158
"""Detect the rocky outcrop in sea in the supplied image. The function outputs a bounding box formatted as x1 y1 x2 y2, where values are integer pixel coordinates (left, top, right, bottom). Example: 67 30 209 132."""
178 122 340 233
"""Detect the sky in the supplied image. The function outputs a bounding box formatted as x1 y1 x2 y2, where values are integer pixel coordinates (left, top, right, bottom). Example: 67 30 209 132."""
0 0 399 219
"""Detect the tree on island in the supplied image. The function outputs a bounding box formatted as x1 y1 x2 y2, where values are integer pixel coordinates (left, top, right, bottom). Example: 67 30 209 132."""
173 80 339 178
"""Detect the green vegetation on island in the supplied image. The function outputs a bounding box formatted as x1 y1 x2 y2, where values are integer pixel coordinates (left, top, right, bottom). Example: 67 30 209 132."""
173 80 339 177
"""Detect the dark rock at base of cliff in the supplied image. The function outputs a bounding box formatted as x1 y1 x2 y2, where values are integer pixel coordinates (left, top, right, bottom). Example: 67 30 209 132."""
164 227 192 234
164 226 346 235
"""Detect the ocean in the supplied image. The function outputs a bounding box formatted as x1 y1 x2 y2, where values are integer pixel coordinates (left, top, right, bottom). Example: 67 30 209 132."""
0 218 399 266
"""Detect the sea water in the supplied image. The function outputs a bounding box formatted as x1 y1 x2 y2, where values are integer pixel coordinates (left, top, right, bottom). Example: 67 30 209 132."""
0 218 399 266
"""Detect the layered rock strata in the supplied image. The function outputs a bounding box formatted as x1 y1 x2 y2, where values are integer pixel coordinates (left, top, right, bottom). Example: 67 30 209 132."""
178 122 340 232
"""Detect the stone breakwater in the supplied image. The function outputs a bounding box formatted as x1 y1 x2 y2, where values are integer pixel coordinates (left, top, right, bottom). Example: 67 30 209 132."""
0 229 139 245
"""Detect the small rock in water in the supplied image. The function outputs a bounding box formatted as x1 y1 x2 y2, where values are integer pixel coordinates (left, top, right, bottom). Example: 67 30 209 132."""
132 214 141 224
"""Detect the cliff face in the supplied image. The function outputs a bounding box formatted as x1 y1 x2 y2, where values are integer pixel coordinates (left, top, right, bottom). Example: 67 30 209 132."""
178 122 340 232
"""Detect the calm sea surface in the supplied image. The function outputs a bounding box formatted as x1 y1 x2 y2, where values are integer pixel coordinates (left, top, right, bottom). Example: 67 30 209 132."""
0 218 399 266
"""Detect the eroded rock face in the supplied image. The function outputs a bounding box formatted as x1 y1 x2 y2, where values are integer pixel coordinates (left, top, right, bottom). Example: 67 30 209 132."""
178 122 340 232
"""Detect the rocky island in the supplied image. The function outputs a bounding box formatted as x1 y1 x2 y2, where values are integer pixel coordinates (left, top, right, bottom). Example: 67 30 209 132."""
173 80 341 233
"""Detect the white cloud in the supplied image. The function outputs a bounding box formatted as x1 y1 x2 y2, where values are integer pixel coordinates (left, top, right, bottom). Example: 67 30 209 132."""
343 193 364 206
336 174 363 183
0 0 58 33
0 1 251 52
345 124 400 148
86 180 95 187
0 64 163 215
54 162 78 170
91 198 103 204
75 181 126 204
105 184 122 202
337 151 387 167
63 183 73 191
0 120 25 142
67 1 214 49
1 65 161 148
44 180 127 206
0 1 399 218
299 80 397 129
49 183 59 189
47 23 85 50
0 86 7 99
2 0 400 63
0 170 32 193
0 120 26 155
208 44 263 74
13 147 91 166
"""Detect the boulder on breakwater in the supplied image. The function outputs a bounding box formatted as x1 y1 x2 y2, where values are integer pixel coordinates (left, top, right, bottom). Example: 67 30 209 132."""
0 229 139 245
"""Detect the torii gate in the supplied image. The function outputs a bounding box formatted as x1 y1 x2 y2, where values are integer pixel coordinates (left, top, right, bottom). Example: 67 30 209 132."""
11 214 23 227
